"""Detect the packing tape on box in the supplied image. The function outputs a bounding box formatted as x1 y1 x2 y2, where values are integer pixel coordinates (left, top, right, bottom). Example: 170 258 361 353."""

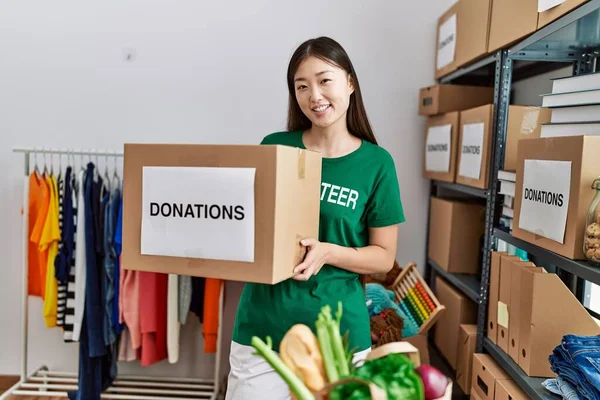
297 149 306 179
521 107 540 135
295 233 308 266
521 108 540 135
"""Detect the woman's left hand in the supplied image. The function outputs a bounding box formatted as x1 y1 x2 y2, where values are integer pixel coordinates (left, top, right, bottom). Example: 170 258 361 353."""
293 238 332 281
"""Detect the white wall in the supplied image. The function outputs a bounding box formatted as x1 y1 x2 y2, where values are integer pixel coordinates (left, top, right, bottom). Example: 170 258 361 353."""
0 0 454 382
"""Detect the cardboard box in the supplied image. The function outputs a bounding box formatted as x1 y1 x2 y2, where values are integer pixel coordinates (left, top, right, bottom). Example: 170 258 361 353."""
424 112 459 183
419 84 494 116
512 136 600 260
435 0 493 79
122 143 321 285
403 334 430 366
519 268 600 377
504 106 552 172
538 0 590 29
434 277 478 368
508 263 542 364
428 197 485 274
496 379 528 400
470 391 483 400
497 256 536 354
471 354 510 400
456 105 494 189
487 251 507 344
456 324 477 395
488 0 539 52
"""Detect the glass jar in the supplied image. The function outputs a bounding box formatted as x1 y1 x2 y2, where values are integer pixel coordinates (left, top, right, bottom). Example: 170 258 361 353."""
584 177 600 264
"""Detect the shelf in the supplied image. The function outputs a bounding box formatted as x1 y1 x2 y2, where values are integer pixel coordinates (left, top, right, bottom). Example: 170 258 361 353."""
428 259 480 303
433 180 487 199
510 0 600 57
493 228 600 287
438 53 497 84
483 339 559 400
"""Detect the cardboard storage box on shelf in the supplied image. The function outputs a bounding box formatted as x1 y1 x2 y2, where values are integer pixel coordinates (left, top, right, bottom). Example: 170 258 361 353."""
471 354 511 400
487 251 515 345
419 84 493 116
518 267 600 377
497 256 536 354
504 106 552 172
496 379 528 400
435 0 493 79
428 197 485 274
488 0 539 52
470 392 483 400
456 104 494 190
456 324 477 395
424 112 460 183
538 0 590 29
122 143 321 285
433 277 478 369
512 135 600 260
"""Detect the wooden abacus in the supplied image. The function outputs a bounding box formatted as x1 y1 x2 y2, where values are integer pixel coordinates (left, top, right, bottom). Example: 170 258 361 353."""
390 262 446 334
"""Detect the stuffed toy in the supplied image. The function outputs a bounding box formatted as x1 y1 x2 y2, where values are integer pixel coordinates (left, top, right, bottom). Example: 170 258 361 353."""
370 308 404 347
365 283 401 317
366 283 420 339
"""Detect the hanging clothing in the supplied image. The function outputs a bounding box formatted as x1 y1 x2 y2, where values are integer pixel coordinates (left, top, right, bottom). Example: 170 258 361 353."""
178 275 192 325
109 188 122 337
102 188 115 347
56 173 65 327
189 277 206 323
72 169 87 342
68 163 115 400
28 173 50 299
41 175 60 327
203 279 222 353
63 170 79 342
139 271 168 367
56 167 74 329
167 274 180 364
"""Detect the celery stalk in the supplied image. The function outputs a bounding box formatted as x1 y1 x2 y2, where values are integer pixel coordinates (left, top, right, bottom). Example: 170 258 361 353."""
330 302 350 377
316 312 339 382
251 336 315 400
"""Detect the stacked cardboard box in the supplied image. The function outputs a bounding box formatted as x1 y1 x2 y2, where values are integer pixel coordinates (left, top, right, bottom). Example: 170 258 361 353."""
434 0 590 79
487 251 600 377
420 86 493 183
470 354 528 400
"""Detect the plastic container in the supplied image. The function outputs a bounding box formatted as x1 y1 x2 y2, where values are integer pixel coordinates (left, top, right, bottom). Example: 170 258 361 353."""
584 177 600 264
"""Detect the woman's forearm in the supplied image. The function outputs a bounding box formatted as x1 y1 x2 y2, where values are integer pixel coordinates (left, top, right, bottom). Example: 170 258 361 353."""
325 243 395 275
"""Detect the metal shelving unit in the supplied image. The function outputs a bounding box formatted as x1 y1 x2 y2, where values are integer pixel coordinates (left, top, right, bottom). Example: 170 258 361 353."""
433 180 487 199
483 339 558 400
428 259 480 303
424 1 600 398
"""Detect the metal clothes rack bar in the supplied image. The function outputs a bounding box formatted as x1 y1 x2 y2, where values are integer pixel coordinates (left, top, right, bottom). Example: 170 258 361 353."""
3 147 224 400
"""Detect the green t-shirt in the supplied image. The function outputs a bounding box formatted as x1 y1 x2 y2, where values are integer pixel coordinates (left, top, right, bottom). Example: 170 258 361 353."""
232 130 405 352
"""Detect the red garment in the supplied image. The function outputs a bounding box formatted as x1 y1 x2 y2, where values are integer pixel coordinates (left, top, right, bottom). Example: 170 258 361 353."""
139 271 168 366
203 279 222 353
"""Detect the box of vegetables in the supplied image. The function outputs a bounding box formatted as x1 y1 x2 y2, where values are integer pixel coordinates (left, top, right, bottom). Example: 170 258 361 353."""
251 302 453 400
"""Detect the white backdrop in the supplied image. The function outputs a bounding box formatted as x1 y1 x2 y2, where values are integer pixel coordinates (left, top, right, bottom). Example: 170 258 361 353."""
0 0 456 382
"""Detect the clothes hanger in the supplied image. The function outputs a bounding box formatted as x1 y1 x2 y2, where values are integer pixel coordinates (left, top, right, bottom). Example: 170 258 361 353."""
42 148 48 177
103 152 111 193
33 146 41 179
112 150 121 190
50 149 55 177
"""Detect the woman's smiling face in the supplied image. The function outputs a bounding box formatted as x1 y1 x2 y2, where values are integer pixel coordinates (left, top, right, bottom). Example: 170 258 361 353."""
293 56 355 130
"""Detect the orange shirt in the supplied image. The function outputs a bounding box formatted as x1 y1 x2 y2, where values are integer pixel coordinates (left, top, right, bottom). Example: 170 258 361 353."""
28 173 50 299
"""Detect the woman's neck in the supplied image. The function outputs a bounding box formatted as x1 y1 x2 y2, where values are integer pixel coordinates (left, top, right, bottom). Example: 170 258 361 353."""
304 124 361 158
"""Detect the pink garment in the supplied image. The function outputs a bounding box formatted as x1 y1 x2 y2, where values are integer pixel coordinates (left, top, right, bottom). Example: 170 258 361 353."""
119 257 141 351
118 326 140 362
139 271 168 367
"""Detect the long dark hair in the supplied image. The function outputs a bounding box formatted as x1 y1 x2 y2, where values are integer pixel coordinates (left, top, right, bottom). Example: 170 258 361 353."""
286 36 378 145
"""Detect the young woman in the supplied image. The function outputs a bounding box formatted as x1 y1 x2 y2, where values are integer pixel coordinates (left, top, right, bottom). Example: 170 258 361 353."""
226 36 405 400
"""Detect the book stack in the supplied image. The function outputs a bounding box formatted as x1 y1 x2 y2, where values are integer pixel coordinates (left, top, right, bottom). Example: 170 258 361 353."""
498 170 516 232
540 72 600 137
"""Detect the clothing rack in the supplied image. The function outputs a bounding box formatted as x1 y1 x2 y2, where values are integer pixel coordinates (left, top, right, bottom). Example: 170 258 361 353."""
3 147 224 400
